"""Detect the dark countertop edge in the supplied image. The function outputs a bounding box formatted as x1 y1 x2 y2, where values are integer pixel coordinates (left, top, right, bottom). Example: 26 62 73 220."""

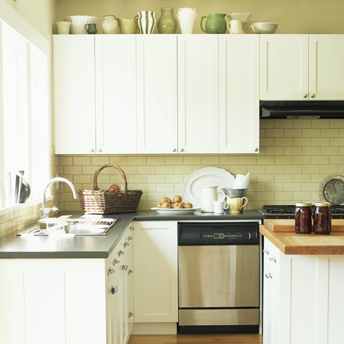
0 210 263 259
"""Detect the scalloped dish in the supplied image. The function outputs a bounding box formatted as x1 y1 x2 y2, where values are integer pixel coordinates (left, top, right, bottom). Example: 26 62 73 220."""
151 207 200 215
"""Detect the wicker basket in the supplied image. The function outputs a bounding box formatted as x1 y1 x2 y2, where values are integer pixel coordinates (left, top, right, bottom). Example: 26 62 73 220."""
78 163 143 214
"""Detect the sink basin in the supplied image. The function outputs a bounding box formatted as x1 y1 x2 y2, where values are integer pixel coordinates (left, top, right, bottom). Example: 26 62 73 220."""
17 216 118 236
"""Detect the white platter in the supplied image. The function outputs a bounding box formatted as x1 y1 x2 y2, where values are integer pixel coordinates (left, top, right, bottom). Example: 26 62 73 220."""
151 207 200 215
183 167 235 208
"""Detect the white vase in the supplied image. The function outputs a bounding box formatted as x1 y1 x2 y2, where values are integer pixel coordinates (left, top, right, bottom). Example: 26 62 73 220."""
200 185 225 213
102 15 119 34
136 11 156 34
177 8 197 34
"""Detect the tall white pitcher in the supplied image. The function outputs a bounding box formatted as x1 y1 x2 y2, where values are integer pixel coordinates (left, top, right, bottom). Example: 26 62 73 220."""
200 185 225 213
177 8 197 34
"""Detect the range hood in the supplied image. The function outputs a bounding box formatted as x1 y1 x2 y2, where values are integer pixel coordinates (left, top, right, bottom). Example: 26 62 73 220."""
260 101 344 119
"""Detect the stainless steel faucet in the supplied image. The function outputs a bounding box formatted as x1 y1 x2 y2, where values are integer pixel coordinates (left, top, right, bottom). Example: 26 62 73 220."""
41 177 78 218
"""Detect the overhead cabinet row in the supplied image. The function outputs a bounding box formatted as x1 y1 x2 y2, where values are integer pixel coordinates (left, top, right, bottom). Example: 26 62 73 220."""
54 35 259 155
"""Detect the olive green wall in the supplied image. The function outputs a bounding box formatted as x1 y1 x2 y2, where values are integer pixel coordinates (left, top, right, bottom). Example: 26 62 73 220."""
56 0 344 34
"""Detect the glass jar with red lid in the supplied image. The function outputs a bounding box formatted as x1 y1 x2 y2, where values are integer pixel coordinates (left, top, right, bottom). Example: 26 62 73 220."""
313 202 331 235
295 202 312 234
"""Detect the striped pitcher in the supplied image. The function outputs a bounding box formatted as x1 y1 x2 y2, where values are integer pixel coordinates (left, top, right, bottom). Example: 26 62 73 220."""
135 11 156 34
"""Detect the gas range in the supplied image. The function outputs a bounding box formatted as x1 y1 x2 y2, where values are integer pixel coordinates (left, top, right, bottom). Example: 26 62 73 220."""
256 204 344 219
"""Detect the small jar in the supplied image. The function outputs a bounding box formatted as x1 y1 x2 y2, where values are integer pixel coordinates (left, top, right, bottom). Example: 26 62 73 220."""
295 202 312 234
313 202 331 235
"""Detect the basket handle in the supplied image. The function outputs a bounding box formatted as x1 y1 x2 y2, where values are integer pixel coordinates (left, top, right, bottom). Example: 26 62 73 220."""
93 164 128 193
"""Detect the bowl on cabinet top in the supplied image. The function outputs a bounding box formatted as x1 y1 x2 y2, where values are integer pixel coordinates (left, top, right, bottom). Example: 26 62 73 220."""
227 13 252 23
250 21 279 34
64 15 98 34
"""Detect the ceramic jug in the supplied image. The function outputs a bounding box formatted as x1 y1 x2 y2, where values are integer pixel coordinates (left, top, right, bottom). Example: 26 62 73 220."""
225 195 248 214
227 19 244 34
118 17 137 34
201 13 226 34
136 11 156 34
102 15 119 34
200 186 225 213
157 8 177 34
177 8 197 34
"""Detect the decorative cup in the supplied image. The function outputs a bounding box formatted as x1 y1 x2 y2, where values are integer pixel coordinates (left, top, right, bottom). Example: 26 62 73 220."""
227 19 244 34
225 196 248 214
213 200 227 214
85 23 97 34
56 21 71 34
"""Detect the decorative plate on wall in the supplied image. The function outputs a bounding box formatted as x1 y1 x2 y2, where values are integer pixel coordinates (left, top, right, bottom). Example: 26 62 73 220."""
319 174 344 204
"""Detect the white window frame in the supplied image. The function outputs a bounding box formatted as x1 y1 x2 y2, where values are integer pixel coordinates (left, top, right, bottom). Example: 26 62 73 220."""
0 0 51 214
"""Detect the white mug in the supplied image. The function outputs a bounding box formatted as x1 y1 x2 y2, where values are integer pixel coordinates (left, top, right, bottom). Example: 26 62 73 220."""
213 200 227 214
227 19 244 34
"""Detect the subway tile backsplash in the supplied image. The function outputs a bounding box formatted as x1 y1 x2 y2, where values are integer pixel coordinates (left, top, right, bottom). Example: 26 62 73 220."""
57 119 344 211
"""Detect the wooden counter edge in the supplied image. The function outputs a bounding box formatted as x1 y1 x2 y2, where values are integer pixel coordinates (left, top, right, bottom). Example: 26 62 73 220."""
259 225 344 255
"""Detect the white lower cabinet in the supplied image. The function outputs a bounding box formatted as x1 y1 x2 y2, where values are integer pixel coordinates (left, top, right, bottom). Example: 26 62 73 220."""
133 221 178 323
0 225 134 344
263 238 344 344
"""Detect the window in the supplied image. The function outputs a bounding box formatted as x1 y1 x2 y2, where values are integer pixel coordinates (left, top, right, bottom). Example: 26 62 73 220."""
0 21 50 209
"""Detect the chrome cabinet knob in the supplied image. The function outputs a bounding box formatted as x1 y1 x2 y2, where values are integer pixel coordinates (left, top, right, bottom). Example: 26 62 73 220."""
310 94 315 98
107 268 115 276
113 258 120 266
129 312 134 318
118 250 124 256
255 148 259 152
130 225 134 231
263 249 269 255
265 273 272 279
303 94 308 98
180 148 184 152
124 242 129 247
99 148 102 153
128 236 133 241
128 269 134 275
269 257 277 263
90 149 94 153
111 286 118 294
173 148 177 152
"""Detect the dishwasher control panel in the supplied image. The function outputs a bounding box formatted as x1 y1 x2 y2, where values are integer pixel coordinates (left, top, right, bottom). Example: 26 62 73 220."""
178 222 259 245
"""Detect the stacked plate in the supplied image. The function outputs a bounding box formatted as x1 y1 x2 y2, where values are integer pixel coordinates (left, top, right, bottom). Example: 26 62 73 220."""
64 16 98 34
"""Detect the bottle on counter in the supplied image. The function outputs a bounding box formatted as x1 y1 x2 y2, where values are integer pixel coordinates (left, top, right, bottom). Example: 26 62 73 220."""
295 202 312 234
313 202 331 235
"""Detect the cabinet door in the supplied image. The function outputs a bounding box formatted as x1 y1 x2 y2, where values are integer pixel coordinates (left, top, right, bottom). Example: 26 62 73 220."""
309 35 344 100
260 35 308 100
133 221 178 322
178 35 219 153
219 35 259 154
54 36 96 154
137 36 178 154
95 36 137 154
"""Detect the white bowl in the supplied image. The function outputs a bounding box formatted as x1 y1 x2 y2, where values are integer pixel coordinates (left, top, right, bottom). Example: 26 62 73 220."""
227 13 252 23
64 15 98 34
250 21 279 34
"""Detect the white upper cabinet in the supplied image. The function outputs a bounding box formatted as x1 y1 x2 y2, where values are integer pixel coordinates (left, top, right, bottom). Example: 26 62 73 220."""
260 35 309 100
136 35 178 154
219 35 259 154
95 36 137 154
54 35 96 154
309 35 344 100
260 34 344 101
178 35 219 153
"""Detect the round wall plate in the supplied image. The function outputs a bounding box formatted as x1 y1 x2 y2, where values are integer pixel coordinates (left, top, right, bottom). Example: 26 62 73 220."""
319 174 344 204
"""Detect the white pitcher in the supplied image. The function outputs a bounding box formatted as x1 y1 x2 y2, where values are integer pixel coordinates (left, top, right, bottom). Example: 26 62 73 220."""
200 185 225 213
177 8 197 34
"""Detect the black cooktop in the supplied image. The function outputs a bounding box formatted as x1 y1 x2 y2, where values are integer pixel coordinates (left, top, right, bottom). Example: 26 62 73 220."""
257 204 344 219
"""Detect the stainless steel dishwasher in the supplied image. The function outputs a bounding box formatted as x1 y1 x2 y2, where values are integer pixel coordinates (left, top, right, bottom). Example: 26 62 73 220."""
178 221 260 334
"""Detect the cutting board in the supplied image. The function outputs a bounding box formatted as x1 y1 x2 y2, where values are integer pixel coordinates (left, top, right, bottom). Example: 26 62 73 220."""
264 219 344 232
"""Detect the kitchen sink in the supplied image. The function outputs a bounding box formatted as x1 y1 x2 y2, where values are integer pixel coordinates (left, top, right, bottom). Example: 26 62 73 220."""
17 216 118 236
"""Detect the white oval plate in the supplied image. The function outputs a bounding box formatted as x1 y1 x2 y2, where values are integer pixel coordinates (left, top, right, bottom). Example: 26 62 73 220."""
183 167 235 208
151 207 200 215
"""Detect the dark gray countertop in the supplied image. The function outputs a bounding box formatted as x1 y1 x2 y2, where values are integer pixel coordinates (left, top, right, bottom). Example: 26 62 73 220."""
0 210 262 259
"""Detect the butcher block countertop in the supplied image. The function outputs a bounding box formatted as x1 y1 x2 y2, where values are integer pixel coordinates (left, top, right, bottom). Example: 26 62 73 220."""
260 219 344 255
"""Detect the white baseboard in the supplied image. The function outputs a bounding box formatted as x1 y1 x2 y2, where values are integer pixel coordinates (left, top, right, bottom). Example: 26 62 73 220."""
131 322 177 335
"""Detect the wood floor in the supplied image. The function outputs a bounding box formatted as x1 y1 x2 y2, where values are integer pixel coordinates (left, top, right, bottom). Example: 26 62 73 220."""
129 334 263 344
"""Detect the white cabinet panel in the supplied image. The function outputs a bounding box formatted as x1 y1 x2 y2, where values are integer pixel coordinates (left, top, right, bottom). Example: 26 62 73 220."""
54 35 96 154
309 35 344 100
219 35 259 153
260 35 308 100
137 36 178 154
178 35 219 153
134 221 178 322
95 36 137 154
